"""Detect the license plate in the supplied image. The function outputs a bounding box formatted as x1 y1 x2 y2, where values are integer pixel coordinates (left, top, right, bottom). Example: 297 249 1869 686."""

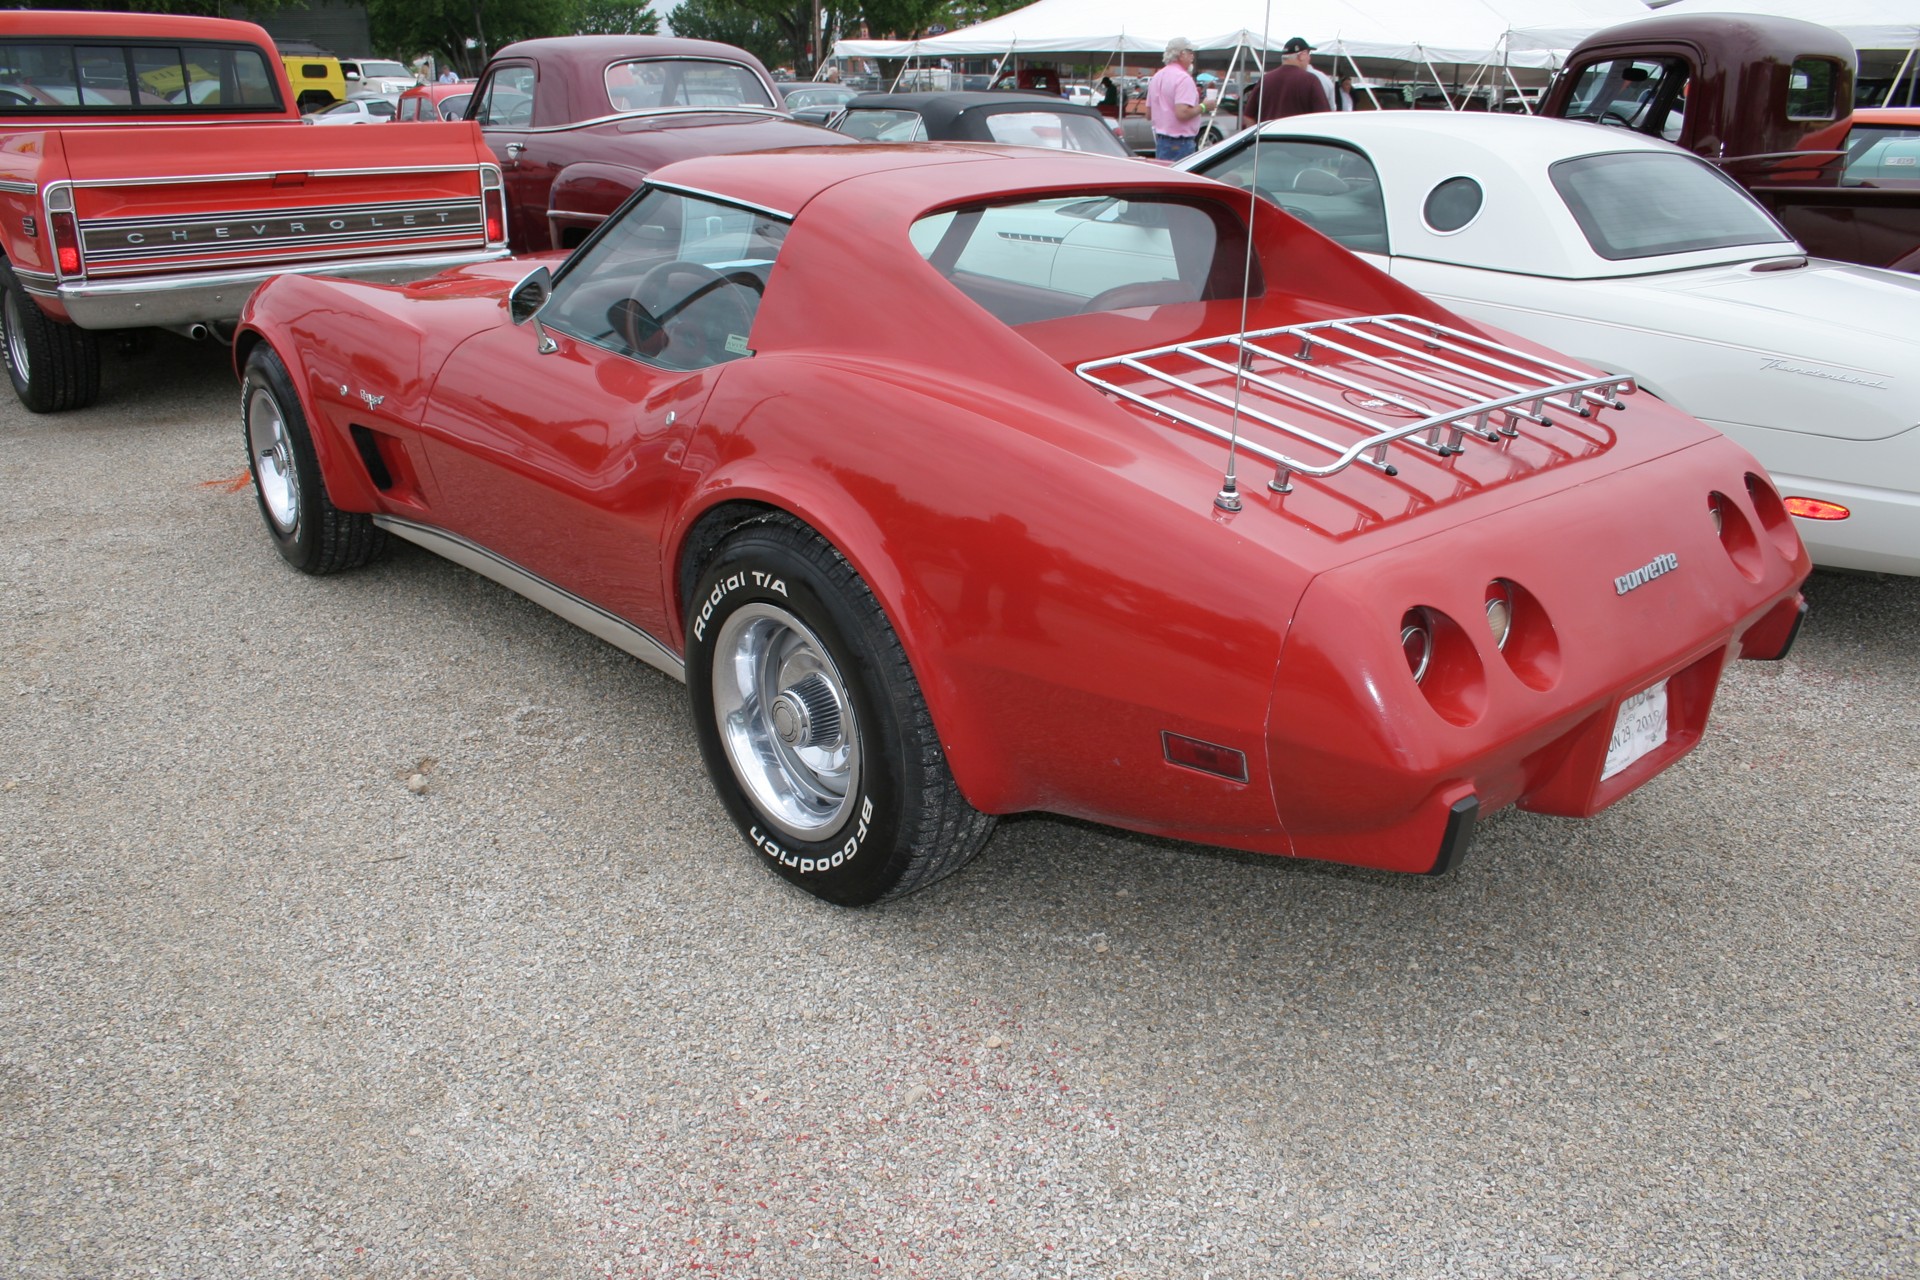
1602 680 1669 781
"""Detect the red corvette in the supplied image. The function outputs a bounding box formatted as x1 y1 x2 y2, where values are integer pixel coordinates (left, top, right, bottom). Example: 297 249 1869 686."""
235 145 1809 905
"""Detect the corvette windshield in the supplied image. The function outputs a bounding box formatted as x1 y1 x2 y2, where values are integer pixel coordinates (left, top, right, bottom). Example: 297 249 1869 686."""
1550 152 1792 260
909 194 1254 324
543 187 786 372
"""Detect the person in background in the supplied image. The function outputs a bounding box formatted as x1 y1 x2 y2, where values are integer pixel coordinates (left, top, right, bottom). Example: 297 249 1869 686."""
1196 71 1220 109
437 67 459 84
1333 73 1356 111
1245 36 1330 121
1147 36 1203 161
1098 74 1120 117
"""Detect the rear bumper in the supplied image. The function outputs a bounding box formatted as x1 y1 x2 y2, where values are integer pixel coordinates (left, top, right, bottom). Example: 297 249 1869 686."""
24 248 511 330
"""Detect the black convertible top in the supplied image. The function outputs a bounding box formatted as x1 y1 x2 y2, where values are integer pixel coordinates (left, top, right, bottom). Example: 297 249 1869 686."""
836 90 1112 141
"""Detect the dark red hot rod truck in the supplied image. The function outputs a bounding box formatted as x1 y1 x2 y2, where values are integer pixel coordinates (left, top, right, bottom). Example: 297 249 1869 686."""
1542 13 1920 273
0 11 508 412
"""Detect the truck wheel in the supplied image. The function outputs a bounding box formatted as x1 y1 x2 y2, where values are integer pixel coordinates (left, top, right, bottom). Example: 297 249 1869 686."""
1 268 100 413
686 519 995 906
241 345 385 574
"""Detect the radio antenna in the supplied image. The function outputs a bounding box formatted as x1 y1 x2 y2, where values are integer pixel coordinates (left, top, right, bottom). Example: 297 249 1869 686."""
1215 3 1276 514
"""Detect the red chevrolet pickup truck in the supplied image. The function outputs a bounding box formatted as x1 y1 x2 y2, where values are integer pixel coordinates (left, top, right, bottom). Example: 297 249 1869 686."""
0 11 509 412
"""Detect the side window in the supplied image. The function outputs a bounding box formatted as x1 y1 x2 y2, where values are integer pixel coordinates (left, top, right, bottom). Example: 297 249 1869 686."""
542 188 788 371
474 64 536 127
1564 57 1688 138
1787 57 1839 120
1199 138 1388 254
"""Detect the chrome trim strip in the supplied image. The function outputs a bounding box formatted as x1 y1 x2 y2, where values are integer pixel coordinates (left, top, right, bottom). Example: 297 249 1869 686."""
67 163 495 188
646 180 793 222
505 105 787 134
82 195 483 229
0 177 37 194
35 246 511 327
372 516 687 683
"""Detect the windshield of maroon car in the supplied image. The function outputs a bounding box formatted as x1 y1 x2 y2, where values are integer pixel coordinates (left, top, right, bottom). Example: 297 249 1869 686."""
605 58 774 112
1548 152 1792 261
909 195 1256 324
0 40 281 113
541 187 785 372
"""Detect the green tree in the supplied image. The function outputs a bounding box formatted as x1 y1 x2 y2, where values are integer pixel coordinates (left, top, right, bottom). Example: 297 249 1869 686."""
364 0 619 78
571 0 661 36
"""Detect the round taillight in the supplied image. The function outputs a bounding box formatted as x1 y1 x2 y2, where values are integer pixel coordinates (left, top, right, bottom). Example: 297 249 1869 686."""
1484 581 1513 650
1401 614 1433 684
1708 493 1724 536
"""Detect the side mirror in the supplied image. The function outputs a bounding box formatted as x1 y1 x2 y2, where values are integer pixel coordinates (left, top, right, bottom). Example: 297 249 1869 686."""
508 266 552 324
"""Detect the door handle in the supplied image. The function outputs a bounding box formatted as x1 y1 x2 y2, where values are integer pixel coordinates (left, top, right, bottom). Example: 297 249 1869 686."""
505 142 525 158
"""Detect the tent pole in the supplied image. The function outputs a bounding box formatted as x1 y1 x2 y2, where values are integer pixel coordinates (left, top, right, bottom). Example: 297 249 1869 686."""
1890 43 1917 107
1420 48 1454 111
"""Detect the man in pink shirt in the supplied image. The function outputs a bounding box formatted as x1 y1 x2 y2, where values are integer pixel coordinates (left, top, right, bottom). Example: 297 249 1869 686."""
1146 36 1202 161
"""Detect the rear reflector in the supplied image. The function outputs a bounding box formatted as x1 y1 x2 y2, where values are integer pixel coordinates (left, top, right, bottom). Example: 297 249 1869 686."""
1161 731 1248 783
1783 497 1849 521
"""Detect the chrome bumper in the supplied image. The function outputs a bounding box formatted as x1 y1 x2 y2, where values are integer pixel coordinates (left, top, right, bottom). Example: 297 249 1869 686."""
27 248 512 330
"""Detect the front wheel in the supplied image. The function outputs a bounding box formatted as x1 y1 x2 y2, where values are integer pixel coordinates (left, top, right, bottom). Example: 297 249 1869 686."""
1 265 100 413
241 345 385 574
686 519 994 906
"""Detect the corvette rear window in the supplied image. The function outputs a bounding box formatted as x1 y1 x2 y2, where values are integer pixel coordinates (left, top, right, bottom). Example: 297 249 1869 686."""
0 40 280 113
1549 152 1792 260
910 195 1256 325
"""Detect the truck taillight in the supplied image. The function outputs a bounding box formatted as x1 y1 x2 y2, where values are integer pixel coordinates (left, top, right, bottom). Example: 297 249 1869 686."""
481 168 506 246
46 186 81 277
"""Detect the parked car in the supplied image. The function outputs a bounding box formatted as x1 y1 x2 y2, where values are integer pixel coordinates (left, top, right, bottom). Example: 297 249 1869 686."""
277 43 345 114
308 93 400 125
1182 112 1920 574
232 145 1806 905
467 35 860 252
1541 13 1920 274
393 81 472 122
1844 107 1920 185
774 80 856 124
341 58 415 96
0 10 508 412
829 91 1130 156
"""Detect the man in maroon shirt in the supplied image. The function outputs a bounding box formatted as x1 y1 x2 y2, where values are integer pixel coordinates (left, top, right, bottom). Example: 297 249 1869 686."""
1245 37 1330 121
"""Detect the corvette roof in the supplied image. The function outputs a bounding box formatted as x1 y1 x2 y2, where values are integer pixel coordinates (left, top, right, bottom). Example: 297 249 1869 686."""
648 143 1221 219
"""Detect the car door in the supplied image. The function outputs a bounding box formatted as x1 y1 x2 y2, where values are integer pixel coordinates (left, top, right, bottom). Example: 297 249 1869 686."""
416 188 785 640
471 61 547 249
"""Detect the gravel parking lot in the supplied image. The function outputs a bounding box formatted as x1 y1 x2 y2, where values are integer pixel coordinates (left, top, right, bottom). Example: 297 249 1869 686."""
3 334 1916 1279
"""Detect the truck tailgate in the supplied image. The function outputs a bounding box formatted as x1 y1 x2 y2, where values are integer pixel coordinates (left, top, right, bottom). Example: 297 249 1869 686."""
54 122 499 278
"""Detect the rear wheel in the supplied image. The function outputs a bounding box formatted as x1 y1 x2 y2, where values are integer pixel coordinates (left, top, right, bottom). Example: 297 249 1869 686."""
686 518 994 906
241 345 385 574
1 264 100 413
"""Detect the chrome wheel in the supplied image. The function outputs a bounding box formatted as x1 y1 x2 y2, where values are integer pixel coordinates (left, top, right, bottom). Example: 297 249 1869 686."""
711 602 860 841
3 286 30 385
246 383 299 534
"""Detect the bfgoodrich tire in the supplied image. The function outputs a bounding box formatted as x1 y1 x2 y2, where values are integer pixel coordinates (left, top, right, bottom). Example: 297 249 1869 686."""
686 519 995 906
0 265 100 413
241 345 385 574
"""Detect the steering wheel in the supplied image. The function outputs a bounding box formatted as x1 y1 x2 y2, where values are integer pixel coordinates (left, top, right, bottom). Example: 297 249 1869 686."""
611 260 758 368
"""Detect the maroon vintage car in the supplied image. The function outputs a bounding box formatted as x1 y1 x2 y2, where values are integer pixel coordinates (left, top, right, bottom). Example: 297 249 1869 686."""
1543 13 1920 272
466 35 861 252
233 145 1807 905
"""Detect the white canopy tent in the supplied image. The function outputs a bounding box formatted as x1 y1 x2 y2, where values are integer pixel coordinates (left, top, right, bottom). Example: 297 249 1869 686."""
1590 0 1920 52
834 0 1651 67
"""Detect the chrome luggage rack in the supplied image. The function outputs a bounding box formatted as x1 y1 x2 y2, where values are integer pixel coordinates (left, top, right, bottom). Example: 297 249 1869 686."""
1075 314 1637 495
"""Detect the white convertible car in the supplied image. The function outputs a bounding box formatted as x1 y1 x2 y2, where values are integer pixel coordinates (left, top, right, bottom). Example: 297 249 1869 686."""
1181 113 1920 576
